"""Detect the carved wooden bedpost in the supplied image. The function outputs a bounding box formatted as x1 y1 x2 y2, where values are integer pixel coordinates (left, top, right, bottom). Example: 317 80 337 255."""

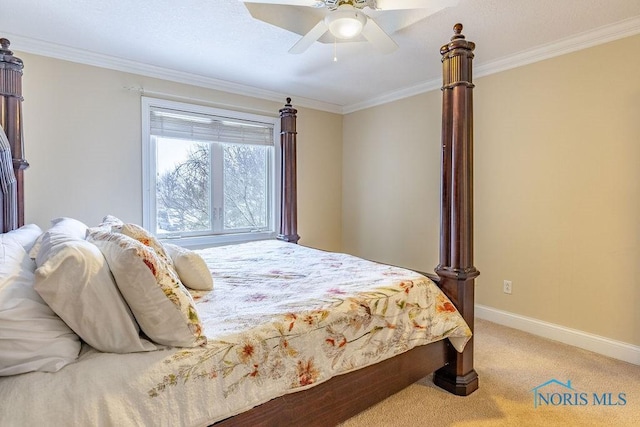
277 98 300 243
0 38 28 231
433 24 479 396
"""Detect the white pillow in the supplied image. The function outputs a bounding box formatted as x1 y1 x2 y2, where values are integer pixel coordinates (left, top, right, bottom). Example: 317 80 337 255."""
34 234 157 353
87 230 206 348
88 214 124 235
0 236 80 376
34 217 88 267
100 215 124 228
4 223 43 253
163 243 213 291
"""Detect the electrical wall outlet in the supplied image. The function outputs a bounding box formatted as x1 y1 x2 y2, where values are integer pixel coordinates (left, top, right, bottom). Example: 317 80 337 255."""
503 280 512 294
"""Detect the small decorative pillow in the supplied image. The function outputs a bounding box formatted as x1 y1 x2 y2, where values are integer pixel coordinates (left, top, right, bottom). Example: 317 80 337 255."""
34 233 157 353
163 243 214 291
0 237 80 376
87 230 206 348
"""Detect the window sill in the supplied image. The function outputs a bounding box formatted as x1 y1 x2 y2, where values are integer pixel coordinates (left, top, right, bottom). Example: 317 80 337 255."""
160 231 277 250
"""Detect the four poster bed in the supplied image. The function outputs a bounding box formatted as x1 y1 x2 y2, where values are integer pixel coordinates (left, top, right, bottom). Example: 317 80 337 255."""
0 25 478 426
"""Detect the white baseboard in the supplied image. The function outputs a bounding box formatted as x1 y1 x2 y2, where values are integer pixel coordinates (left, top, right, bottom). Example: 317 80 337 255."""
475 304 640 365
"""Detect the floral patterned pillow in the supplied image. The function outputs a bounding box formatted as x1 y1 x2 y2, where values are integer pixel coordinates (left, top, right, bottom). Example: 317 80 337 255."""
93 217 175 271
118 222 174 268
87 229 206 348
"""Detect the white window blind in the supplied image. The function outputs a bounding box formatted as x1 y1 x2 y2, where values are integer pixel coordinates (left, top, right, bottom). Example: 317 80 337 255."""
149 107 274 146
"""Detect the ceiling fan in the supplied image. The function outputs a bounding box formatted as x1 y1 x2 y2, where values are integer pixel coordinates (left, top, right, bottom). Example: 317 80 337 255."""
243 0 459 54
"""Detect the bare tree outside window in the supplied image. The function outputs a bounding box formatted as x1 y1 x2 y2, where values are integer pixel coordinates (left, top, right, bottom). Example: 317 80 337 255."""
156 140 269 235
156 143 210 233
223 144 268 230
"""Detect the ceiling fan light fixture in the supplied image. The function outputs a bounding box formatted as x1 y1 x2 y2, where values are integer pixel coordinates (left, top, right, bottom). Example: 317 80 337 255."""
324 5 367 39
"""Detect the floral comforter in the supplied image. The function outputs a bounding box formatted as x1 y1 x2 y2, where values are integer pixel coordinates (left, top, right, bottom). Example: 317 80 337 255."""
0 240 471 426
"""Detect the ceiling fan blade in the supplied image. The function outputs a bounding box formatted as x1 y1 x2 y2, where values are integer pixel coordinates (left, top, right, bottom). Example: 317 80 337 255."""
242 0 324 7
288 20 329 54
374 0 459 12
361 18 398 54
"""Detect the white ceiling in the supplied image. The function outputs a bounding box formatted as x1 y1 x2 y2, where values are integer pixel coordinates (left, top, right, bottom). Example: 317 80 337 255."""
1 0 640 113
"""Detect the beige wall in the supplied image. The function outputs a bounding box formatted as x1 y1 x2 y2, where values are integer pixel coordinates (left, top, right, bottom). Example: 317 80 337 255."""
18 52 343 252
343 93 442 272
343 34 640 346
297 107 343 251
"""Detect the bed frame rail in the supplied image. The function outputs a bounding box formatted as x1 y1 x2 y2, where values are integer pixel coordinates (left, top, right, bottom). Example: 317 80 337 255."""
216 340 449 426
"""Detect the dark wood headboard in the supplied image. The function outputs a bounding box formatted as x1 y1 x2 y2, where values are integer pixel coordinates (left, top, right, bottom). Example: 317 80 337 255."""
0 38 29 232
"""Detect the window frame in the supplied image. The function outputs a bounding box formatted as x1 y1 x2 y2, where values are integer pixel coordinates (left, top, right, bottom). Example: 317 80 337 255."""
141 97 281 248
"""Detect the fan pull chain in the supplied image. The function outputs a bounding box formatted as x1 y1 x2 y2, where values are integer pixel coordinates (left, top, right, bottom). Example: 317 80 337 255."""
333 37 338 62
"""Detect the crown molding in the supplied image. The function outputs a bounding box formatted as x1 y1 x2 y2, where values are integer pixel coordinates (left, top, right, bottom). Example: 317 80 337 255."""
473 15 640 80
343 16 640 114
4 32 344 115
342 77 441 114
5 15 640 116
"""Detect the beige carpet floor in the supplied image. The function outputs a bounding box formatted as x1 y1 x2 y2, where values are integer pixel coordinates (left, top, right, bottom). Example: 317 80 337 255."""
340 319 640 426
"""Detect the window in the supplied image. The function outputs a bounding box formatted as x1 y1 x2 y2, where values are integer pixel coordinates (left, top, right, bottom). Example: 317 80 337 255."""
142 97 280 247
